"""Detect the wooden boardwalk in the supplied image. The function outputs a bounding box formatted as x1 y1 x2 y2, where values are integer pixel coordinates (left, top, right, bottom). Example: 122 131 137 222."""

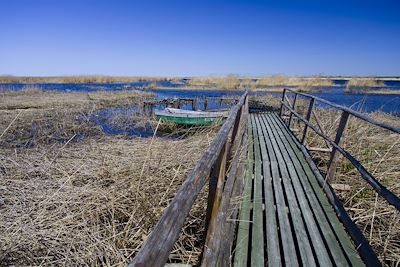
234 112 364 267
129 91 400 267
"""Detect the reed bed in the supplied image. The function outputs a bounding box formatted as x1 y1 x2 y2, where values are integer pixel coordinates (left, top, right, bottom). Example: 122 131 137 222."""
346 78 385 88
0 76 182 84
187 75 333 91
0 89 218 265
0 134 215 266
270 94 400 266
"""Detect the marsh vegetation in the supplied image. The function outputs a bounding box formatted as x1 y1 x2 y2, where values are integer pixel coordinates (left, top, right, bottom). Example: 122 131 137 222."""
0 89 218 265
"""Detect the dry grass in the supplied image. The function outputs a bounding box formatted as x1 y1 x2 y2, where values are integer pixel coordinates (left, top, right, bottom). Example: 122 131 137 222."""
0 89 155 148
0 87 154 111
186 75 333 91
0 89 219 265
345 89 400 95
346 78 385 88
0 134 215 266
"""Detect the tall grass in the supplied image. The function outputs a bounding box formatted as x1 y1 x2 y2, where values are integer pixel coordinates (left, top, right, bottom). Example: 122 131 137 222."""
187 75 333 90
0 89 216 265
346 78 385 88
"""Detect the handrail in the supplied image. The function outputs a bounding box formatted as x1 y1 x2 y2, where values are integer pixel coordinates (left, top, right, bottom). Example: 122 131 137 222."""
129 91 248 267
284 88 400 134
279 88 400 211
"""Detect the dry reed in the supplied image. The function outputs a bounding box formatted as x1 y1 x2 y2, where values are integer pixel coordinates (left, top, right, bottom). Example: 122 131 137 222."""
346 78 385 88
0 76 182 84
0 89 218 265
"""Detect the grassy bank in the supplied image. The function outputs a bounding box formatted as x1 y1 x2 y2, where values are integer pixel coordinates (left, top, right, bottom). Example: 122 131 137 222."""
0 89 218 265
258 95 399 266
346 78 385 88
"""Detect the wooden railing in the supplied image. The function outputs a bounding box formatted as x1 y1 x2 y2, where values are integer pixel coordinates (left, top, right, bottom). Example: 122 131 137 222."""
129 92 249 267
279 88 400 265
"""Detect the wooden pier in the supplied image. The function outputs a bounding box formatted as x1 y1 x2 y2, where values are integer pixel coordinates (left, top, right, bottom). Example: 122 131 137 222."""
129 90 400 267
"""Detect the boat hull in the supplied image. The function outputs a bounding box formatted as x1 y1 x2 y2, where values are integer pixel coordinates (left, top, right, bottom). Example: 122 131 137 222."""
155 114 224 125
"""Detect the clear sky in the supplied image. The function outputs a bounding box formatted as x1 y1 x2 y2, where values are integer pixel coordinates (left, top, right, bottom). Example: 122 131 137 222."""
1 0 399 76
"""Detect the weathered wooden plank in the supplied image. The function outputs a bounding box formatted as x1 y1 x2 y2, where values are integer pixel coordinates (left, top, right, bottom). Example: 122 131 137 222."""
220 127 249 266
264 114 346 266
129 93 247 267
220 98 250 266
258 114 317 267
233 120 253 267
269 113 366 267
202 99 249 266
255 114 299 267
280 101 400 211
253 116 281 266
250 115 265 267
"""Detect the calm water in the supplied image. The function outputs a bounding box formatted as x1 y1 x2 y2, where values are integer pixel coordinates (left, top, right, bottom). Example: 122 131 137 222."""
1 83 399 114
1 83 399 137
148 88 400 115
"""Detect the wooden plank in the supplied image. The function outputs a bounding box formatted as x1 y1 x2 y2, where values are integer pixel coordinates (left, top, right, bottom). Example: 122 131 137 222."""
129 92 247 267
275 112 380 267
220 98 249 266
258 114 318 267
202 100 249 266
269 113 366 267
280 101 400 211
255 114 299 267
250 115 265 267
264 114 347 266
220 127 249 266
233 121 254 267
253 116 281 266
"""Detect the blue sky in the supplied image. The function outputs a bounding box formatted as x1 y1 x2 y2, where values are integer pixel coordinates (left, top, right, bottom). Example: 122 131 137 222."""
1 0 399 76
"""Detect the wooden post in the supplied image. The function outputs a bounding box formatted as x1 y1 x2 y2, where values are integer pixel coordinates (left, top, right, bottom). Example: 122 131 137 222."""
204 143 227 232
192 99 197 110
326 111 350 182
288 93 298 128
279 88 286 117
301 98 315 144
204 97 208 110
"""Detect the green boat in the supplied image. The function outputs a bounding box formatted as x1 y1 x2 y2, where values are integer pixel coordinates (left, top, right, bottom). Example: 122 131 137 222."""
155 108 229 126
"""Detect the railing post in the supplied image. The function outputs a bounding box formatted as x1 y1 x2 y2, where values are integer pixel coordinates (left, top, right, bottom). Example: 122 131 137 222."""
301 98 315 144
288 93 298 128
279 88 286 117
204 144 226 232
326 111 350 182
